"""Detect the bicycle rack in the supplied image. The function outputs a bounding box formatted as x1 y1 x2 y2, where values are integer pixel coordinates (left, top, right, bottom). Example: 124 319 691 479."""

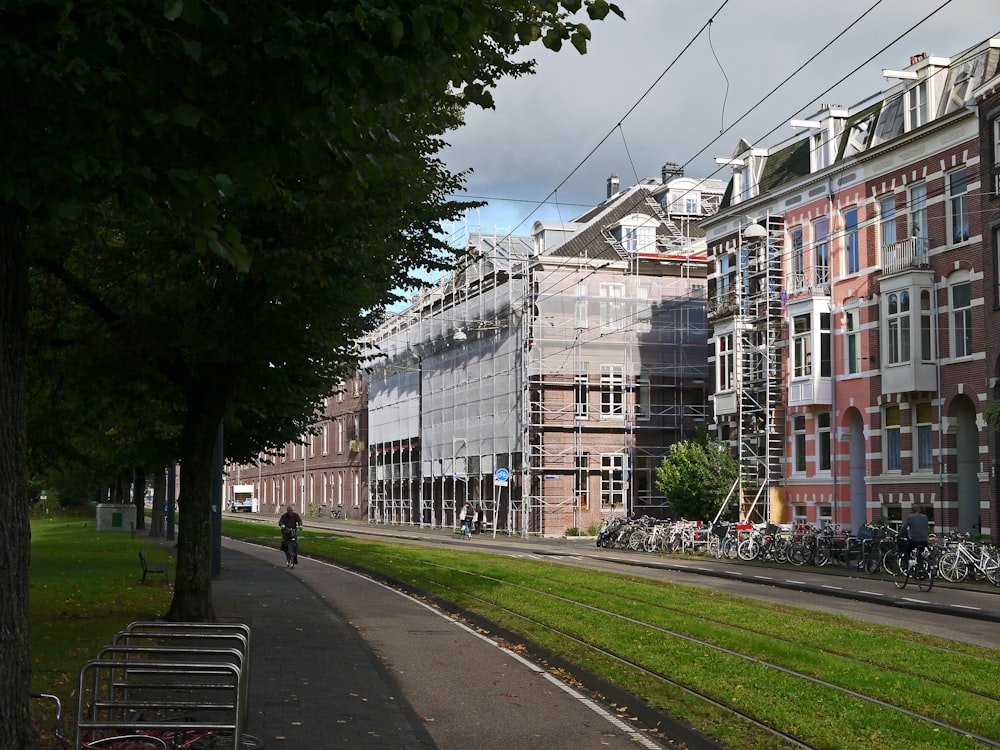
75 621 251 749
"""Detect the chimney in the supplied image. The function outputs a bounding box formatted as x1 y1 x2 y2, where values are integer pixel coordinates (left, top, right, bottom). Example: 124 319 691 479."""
607 174 620 199
661 162 683 183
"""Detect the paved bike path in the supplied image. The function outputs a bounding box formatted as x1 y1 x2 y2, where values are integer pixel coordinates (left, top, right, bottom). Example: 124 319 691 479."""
215 538 668 750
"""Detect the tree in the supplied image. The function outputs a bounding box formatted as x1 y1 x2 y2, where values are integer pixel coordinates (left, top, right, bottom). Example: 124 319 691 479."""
2 3 622 747
655 433 739 522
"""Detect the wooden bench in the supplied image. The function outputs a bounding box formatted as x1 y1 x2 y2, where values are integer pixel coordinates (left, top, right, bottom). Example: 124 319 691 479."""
139 547 167 585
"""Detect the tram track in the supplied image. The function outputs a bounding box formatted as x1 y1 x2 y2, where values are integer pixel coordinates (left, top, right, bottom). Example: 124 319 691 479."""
225 517 1000 748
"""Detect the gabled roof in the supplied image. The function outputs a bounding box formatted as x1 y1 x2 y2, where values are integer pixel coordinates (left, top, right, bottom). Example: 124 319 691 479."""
544 185 660 260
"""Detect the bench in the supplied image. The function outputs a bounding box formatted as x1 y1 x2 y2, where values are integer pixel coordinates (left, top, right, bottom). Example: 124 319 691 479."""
139 548 167 585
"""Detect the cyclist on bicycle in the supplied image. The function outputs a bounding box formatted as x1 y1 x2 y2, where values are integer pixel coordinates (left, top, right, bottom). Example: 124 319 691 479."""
898 504 929 566
279 505 303 566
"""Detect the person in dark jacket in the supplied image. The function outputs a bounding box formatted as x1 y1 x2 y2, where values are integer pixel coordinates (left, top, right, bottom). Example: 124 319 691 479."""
898 504 929 563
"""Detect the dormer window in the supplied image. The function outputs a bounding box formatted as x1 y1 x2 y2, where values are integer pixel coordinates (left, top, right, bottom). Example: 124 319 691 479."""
613 215 656 254
906 80 928 129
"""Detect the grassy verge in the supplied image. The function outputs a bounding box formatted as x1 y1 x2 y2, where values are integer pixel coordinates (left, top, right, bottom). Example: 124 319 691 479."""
222 520 1000 750
29 512 174 745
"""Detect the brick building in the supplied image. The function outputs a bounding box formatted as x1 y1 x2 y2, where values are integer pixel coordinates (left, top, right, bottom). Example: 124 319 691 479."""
703 38 999 537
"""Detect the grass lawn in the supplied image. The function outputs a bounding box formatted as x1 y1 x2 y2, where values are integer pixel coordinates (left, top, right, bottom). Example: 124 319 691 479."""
29 511 174 746
222 519 1000 750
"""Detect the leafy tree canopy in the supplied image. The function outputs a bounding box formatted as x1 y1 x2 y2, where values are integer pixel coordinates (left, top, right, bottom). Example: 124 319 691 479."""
655 431 739 522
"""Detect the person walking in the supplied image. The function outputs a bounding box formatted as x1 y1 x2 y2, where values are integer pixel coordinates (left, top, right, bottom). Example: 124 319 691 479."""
459 502 473 539
474 503 484 534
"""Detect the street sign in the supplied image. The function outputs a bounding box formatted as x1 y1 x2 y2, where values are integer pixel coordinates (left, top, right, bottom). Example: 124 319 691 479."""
495 468 509 486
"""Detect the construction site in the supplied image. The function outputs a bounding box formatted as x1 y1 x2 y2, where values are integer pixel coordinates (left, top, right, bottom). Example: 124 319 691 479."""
365 170 725 536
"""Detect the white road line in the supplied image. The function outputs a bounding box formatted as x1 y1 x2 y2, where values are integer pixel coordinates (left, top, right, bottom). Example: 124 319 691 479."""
902 597 930 604
753 575 774 580
821 584 843 590
858 591 884 596
949 604 982 611
786 580 807 585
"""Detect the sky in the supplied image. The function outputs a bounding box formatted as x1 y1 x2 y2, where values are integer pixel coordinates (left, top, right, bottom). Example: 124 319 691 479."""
438 0 999 243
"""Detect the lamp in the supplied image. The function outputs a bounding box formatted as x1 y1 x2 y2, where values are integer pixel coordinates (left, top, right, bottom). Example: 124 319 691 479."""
742 222 768 242
453 328 467 342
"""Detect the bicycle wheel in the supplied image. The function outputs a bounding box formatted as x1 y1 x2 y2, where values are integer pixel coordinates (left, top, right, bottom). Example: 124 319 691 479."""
937 551 969 583
737 539 760 561
863 545 882 574
86 735 169 750
892 557 910 589
916 560 935 592
882 550 902 576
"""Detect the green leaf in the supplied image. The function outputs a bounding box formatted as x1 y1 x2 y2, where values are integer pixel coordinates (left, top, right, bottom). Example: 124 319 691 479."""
386 16 404 48
172 104 202 128
163 0 183 21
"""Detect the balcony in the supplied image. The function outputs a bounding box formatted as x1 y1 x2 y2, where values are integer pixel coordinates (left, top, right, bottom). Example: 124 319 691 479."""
881 237 929 275
707 290 740 319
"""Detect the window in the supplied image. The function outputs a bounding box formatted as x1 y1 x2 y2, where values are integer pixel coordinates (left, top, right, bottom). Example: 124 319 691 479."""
951 281 973 357
817 412 831 472
791 227 805 289
819 312 831 377
719 253 732 296
909 183 928 250
600 364 624 417
884 405 901 472
337 420 344 453
906 80 928 129
623 226 638 253
886 291 911 364
920 290 933 361
814 218 829 285
574 365 589 419
575 281 589 330
793 415 807 474
845 208 860 274
600 454 626 508
684 194 700 214
599 282 626 331
996 228 1000 307
915 402 933 471
879 193 897 251
846 309 861 375
949 168 970 244
636 372 651 421
322 424 329 455
718 333 735 391
793 314 812 377
575 453 589 510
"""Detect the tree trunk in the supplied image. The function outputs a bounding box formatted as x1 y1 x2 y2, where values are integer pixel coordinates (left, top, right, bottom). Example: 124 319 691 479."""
165 405 220 622
133 468 147 531
149 466 166 538
0 200 37 749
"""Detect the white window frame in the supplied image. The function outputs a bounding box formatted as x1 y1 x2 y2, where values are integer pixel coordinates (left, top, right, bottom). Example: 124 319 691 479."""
884 405 901 473
575 452 589 511
950 279 973 358
813 217 829 286
948 167 970 245
718 332 735 391
906 80 928 130
599 282 626 331
636 371 651 421
793 415 807 474
886 291 911 365
575 280 589 330
915 402 933 471
879 193 897 255
909 182 928 245
919 290 934 362
574 364 589 419
845 207 860 275
846 309 861 375
600 364 624 418
600 453 626 509
817 412 831 473
792 314 812 378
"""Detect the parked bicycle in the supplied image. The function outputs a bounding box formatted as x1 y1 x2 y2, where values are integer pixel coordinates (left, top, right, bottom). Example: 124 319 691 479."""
937 534 1000 585
31 693 168 750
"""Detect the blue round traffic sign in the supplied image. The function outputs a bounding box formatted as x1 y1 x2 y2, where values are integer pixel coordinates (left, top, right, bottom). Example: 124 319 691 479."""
495 468 510 483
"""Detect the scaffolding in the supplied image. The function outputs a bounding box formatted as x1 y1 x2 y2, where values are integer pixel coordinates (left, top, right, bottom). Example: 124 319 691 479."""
366 176 718 536
735 215 786 524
